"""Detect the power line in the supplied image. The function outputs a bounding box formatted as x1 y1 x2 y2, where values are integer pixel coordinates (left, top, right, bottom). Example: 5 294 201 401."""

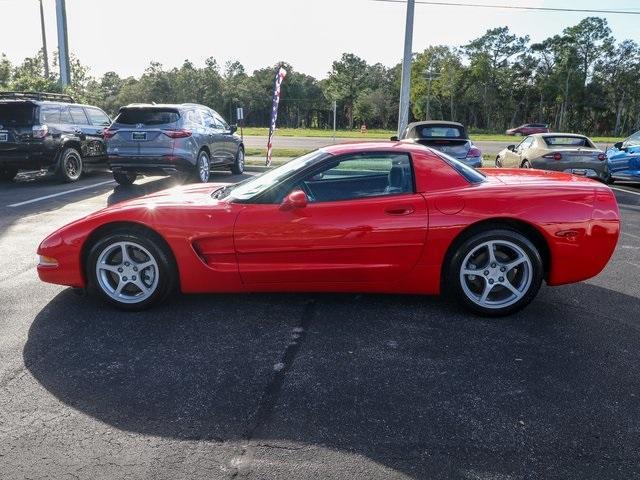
372 0 640 16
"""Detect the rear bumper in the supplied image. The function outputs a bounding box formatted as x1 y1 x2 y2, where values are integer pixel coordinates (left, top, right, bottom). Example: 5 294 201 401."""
109 155 194 174
0 147 56 169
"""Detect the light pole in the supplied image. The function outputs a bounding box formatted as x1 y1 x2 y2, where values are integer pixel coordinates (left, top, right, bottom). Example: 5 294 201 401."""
38 0 49 77
397 0 415 137
56 0 71 86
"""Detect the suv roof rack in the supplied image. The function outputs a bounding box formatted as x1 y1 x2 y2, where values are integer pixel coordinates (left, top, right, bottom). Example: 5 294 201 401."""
0 91 76 103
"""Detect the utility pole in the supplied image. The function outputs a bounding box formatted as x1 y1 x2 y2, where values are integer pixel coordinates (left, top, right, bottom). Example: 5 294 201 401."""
56 0 71 86
397 0 415 137
38 0 49 77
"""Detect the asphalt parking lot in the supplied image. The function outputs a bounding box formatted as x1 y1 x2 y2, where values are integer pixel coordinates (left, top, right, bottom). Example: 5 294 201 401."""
1 169 640 479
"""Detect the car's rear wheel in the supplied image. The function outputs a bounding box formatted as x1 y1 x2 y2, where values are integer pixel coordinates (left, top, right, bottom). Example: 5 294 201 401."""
0 167 18 181
495 156 503 168
231 146 244 175
87 229 176 311
57 147 83 182
447 229 543 316
113 172 138 185
194 150 210 183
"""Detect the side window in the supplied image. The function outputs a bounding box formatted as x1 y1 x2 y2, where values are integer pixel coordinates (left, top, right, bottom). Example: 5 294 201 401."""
212 112 229 130
40 106 61 124
290 153 413 203
85 107 111 126
185 109 203 126
59 107 73 124
201 110 217 128
69 106 88 124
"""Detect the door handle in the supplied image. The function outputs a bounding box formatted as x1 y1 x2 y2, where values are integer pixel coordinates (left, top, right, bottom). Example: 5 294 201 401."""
385 205 414 216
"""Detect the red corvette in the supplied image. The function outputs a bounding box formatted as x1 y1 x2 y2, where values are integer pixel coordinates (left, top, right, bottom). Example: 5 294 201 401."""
37 142 620 316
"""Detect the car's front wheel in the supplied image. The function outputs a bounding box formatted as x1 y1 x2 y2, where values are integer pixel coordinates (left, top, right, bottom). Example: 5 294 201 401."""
87 229 176 311
57 147 83 182
447 229 543 316
0 167 18 181
495 156 503 168
231 146 245 175
113 172 138 185
521 160 532 169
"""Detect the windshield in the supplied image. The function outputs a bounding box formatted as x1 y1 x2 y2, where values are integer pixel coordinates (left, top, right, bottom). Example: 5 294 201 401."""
219 150 329 201
625 131 640 147
433 151 485 183
544 136 592 147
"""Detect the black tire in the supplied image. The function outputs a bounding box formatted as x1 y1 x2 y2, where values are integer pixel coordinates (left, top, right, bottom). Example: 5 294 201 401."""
606 175 615 185
57 147 83 182
113 172 138 185
0 167 18 181
231 146 245 175
495 156 502 168
521 159 532 169
193 150 211 183
86 228 177 311
446 228 544 317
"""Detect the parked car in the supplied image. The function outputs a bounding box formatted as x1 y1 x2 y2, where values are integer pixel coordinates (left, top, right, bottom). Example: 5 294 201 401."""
506 123 550 136
105 103 244 185
37 141 619 317
0 91 111 182
494 133 608 181
606 130 640 183
394 120 482 168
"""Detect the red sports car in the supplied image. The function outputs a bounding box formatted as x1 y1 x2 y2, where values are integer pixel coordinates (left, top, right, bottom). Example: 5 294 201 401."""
37 142 620 316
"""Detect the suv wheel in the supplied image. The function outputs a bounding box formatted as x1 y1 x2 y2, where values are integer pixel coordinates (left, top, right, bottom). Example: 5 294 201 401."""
231 146 244 175
113 172 138 186
0 167 18 181
57 147 83 182
194 150 210 183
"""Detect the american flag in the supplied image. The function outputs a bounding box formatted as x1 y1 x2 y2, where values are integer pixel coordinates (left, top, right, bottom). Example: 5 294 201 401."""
266 65 287 166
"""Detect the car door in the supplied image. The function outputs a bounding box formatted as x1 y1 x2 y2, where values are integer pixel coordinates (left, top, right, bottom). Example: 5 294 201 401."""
233 152 428 285
502 137 527 168
83 106 111 163
67 105 97 161
609 132 640 179
200 109 225 163
212 111 236 161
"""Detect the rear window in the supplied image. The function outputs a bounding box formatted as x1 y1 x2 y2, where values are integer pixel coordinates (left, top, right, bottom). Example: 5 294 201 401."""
417 125 464 139
0 103 36 127
115 108 180 126
544 136 591 147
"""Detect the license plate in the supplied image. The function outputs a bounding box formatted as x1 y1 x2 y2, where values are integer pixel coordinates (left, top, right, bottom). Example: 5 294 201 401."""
132 132 147 141
571 169 587 175
0 132 7 142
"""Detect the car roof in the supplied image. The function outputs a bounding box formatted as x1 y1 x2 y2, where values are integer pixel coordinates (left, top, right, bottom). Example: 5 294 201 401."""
0 99 101 109
321 141 433 156
406 120 464 129
122 103 205 110
533 133 589 138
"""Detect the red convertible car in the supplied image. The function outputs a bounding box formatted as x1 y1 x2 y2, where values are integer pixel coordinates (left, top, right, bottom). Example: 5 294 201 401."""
37 142 620 316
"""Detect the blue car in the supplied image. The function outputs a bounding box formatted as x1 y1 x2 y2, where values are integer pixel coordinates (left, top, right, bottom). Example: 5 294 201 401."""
606 131 640 183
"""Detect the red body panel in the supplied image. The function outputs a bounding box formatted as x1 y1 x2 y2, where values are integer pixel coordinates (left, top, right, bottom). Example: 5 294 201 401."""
37 142 620 297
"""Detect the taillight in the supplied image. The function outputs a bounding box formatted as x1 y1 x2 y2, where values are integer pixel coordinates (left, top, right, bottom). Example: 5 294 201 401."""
162 129 192 138
103 129 117 139
32 124 48 139
543 152 563 161
467 147 481 158
598 153 606 161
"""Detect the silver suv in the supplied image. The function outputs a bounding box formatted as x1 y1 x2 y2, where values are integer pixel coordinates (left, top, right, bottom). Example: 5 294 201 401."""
105 103 244 185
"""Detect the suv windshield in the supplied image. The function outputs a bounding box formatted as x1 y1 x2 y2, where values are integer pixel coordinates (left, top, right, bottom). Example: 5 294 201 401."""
115 108 180 126
0 103 36 127
215 150 329 201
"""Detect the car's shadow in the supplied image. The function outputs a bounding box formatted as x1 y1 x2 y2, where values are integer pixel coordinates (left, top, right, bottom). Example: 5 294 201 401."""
23 282 640 478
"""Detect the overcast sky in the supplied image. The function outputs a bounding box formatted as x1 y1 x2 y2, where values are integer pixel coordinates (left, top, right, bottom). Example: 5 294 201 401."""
1 0 639 79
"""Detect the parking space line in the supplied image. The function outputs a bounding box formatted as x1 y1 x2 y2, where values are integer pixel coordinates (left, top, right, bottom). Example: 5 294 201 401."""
8 180 115 208
611 186 640 197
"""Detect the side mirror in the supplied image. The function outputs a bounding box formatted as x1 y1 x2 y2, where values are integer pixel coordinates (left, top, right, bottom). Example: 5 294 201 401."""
614 141 623 150
280 189 308 211
390 135 399 141
507 144 516 152
230 124 238 134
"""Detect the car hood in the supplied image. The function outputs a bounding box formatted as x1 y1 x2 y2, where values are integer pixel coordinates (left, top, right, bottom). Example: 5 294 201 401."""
110 183 231 210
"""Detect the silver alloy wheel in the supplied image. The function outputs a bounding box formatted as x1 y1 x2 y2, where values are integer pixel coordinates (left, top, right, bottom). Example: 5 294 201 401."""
459 239 533 309
64 151 82 180
95 241 159 304
198 152 210 182
237 148 244 171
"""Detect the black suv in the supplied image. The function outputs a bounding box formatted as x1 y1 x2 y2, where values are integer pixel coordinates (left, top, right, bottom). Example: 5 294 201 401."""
0 92 112 182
